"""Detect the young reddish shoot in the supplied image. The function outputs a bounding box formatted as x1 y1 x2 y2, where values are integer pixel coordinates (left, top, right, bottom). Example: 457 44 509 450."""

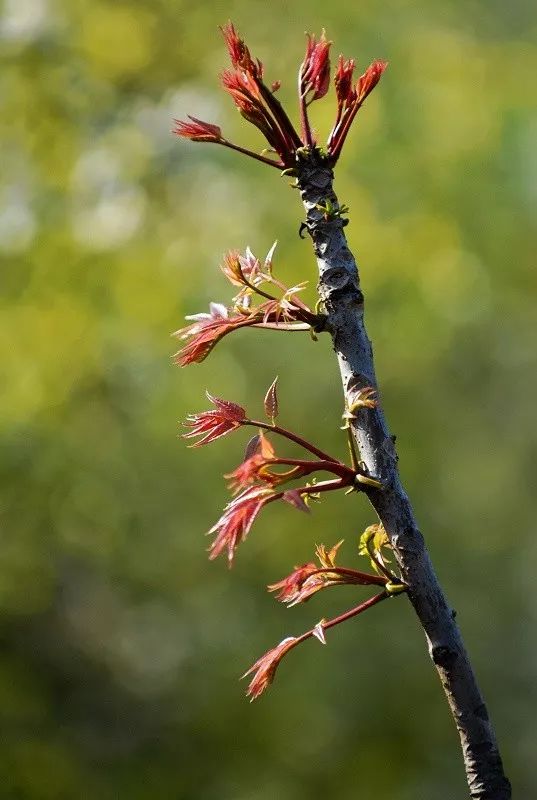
244 590 389 700
174 22 386 167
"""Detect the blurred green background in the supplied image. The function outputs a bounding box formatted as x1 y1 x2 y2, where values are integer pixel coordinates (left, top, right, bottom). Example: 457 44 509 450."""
1 0 536 797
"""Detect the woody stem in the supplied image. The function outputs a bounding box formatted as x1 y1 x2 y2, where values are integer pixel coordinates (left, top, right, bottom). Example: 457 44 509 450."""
296 153 511 799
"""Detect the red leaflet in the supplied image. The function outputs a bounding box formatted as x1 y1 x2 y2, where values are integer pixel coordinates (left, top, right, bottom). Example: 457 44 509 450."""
357 60 388 103
268 562 318 602
173 305 253 366
298 31 332 146
183 392 246 447
221 21 264 79
299 31 332 102
225 432 330 495
208 487 274 565
225 431 276 493
206 393 246 421
220 68 263 105
243 636 299 701
220 69 289 158
269 567 329 606
334 56 356 108
282 489 310 513
173 116 223 143
226 453 271 494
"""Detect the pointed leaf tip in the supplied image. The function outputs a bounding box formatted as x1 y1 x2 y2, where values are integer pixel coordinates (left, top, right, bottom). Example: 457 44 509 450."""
243 434 262 461
282 489 310 513
258 429 276 459
264 376 279 424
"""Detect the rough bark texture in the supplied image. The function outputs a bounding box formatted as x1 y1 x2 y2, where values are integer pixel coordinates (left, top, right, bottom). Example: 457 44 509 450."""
296 154 511 800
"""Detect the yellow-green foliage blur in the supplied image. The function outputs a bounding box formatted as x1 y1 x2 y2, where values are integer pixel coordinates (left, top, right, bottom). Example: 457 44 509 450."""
1 1 536 797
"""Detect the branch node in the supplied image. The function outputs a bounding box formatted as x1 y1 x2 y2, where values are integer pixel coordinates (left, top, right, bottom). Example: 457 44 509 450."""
431 645 459 670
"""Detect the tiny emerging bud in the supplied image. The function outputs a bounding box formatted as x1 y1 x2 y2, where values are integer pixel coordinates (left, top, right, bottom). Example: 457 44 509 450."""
299 31 332 102
343 386 377 420
357 60 388 103
315 539 343 568
312 620 327 644
334 56 356 107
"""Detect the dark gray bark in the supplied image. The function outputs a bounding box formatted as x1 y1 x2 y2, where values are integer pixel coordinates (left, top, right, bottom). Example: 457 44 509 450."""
296 154 511 800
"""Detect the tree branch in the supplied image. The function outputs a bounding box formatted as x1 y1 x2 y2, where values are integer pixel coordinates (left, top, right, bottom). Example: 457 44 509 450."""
296 153 511 800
